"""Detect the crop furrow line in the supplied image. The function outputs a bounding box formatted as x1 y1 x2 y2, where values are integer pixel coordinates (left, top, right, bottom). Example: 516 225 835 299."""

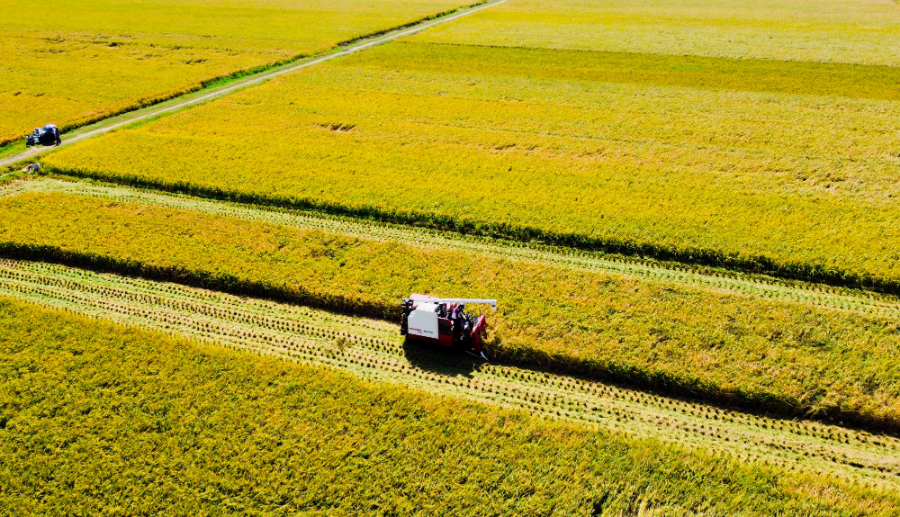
0 258 898 490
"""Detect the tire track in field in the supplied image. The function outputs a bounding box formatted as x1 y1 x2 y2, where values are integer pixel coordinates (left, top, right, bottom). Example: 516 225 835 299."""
0 258 898 490
5 177 900 320
0 0 508 170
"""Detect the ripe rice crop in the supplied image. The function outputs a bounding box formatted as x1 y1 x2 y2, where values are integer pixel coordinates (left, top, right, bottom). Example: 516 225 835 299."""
2 190 900 432
0 0 474 146
2 296 898 515
415 0 900 65
15 177 900 321
45 38 900 292
3 257 899 488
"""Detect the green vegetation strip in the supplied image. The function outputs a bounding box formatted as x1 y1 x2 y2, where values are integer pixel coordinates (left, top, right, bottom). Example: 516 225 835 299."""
1 258 899 494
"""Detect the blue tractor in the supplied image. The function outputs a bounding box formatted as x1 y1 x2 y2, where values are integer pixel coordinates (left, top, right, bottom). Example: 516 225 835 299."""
26 124 61 147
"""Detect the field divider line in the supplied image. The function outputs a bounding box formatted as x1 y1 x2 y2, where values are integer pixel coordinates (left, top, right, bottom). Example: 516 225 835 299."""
12 177 900 320
0 258 898 491
0 0 508 170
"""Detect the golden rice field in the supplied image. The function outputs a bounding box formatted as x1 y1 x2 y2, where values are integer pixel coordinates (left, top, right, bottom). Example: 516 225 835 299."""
5 0 900 512
3 258 900 489
3 180 900 433
0 0 474 147
415 0 900 65
45 23 900 290
3 297 899 515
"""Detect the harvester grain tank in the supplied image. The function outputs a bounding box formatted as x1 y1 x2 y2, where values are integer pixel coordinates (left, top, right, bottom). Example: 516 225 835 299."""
400 294 497 360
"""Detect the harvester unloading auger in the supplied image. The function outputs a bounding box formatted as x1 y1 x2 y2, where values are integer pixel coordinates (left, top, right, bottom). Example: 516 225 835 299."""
400 294 497 360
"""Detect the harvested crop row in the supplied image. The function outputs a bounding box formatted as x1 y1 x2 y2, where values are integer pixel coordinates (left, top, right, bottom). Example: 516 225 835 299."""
44 40 900 292
1 187 900 433
6 297 899 515
1 258 899 491
8 178 900 320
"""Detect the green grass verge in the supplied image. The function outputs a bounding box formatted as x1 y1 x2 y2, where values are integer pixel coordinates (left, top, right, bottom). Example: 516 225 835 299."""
0 172 23 185
2 296 897 515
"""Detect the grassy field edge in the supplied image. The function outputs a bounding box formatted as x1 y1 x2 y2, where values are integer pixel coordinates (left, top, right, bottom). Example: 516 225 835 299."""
4 241 897 435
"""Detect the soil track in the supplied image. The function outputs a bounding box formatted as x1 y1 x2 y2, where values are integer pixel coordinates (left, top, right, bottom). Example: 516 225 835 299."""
5 177 900 320
1 258 898 491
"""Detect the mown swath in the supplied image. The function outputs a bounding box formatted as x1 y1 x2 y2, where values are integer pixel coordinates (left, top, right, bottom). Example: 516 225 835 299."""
6 177 899 319
1 257 898 491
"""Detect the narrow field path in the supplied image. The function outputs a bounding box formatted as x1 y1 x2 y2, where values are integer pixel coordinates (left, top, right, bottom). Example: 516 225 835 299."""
0 0 507 170
0 258 897 490
5 177 899 319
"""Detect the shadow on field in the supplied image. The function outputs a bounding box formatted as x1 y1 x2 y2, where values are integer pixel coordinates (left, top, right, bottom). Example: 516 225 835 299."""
401 337 481 377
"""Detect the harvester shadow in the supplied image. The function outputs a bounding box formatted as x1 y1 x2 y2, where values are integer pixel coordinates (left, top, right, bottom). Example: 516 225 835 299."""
401 338 481 377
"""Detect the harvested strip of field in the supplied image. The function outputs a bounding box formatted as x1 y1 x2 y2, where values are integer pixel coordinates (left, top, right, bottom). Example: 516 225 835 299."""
1 258 898 492
45 40 900 292
2 180 900 433
0 0 476 146
6 297 898 515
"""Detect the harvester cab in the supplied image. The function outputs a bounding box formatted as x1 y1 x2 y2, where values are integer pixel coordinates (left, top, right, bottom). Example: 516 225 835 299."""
400 294 497 360
26 124 61 148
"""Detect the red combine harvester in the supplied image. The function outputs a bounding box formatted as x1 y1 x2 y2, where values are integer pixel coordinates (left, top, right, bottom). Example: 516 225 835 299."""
400 294 497 360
